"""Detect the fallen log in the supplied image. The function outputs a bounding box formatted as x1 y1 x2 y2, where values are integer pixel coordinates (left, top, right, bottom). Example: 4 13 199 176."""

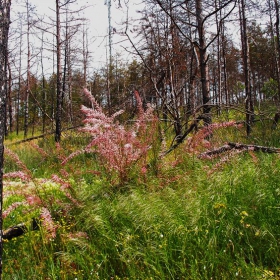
227 142 280 153
7 125 82 146
198 142 280 159
3 218 39 240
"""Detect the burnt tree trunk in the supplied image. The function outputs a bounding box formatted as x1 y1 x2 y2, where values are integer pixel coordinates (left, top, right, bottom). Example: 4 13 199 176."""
55 0 63 142
24 0 31 139
0 1 11 277
196 0 211 126
239 0 254 136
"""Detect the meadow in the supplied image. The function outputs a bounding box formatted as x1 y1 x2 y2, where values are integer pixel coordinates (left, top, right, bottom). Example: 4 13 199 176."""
2 98 280 279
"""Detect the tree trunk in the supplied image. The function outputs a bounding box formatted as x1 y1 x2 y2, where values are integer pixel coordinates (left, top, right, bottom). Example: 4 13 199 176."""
16 20 23 136
215 0 222 115
7 58 12 134
0 1 11 277
274 0 280 104
55 0 63 142
221 27 229 106
24 0 31 139
196 0 211 125
239 0 253 136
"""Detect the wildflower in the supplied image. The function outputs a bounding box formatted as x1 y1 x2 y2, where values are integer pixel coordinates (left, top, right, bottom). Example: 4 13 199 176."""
3 202 25 218
141 166 147 174
40 207 57 239
30 142 48 158
60 169 69 178
68 231 88 239
186 121 242 155
25 195 42 206
51 174 79 205
241 211 248 217
3 171 30 182
64 88 158 185
4 148 32 179
62 149 84 165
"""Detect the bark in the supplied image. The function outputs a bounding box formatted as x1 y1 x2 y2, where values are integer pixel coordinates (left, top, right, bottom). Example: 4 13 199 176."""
274 0 280 103
196 0 211 125
55 0 63 142
0 1 11 277
7 125 82 146
6 55 11 134
106 0 112 114
198 142 280 158
239 0 254 136
161 114 206 157
215 0 222 114
3 218 39 240
40 32 47 134
16 21 23 135
24 0 31 139
221 27 229 106
82 24 89 86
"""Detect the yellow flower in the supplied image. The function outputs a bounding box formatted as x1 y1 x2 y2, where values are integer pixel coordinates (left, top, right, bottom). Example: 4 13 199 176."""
241 211 248 216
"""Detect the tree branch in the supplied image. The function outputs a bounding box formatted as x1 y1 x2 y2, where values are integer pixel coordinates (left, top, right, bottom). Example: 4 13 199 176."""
198 142 280 159
3 218 39 240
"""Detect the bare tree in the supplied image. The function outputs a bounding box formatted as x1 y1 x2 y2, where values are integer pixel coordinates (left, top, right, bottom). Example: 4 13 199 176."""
23 0 32 138
55 0 87 141
239 0 253 136
126 0 237 147
0 0 11 277
55 0 63 142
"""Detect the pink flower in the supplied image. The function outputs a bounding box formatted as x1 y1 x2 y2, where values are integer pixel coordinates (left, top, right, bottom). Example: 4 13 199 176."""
3 202 25 218
40 207 57 239
26 195 42 206
3 171 30 181
63 88 158 185
141 166 147 174
5 149 32 179
67 231 88 240
30 142 48 158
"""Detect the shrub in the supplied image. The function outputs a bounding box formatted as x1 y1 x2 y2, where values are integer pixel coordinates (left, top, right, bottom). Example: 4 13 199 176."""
64 88 158 186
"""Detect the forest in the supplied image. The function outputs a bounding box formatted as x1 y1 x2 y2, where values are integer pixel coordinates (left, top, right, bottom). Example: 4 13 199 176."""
0 0 280 279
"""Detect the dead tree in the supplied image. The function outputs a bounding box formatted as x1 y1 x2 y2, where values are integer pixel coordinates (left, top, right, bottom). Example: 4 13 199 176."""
239 0 254 136
0 1 11 277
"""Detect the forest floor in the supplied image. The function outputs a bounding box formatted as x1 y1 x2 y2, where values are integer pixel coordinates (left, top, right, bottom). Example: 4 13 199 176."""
2 119 280 279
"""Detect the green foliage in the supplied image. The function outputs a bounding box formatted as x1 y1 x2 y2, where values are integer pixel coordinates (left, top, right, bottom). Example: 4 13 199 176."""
262 78 278 99
3 119 280 279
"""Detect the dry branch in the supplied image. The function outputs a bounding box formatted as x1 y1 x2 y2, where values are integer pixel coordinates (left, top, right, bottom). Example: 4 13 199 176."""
6 125 82 146
3 218 39 240
198 142 280 158
161 115 206 157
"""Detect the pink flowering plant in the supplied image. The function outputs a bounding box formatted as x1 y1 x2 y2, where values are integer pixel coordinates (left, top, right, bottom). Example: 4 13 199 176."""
3 146 80 241
185 121 243 155
64 88 158 186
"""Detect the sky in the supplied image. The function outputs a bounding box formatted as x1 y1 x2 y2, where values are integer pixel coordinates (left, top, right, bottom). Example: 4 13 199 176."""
10 0 144 75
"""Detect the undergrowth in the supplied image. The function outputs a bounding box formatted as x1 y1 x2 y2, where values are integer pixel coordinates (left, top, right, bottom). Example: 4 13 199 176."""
2 100 280 279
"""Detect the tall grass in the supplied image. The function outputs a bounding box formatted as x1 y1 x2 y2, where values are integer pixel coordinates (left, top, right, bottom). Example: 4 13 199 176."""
3 142 280 279
3 115 280 279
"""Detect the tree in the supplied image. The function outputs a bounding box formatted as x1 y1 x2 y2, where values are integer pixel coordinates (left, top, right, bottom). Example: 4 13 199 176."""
0 1 11 277
54 0 87 141
126 0 237 146
55 0 63 142
24 0 32 138
239 0 254 136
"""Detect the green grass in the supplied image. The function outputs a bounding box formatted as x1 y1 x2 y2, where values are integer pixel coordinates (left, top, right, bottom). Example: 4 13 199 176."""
2 124 280 279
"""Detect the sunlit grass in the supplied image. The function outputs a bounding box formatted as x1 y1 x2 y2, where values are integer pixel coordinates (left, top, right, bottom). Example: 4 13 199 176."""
2 122 280 279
